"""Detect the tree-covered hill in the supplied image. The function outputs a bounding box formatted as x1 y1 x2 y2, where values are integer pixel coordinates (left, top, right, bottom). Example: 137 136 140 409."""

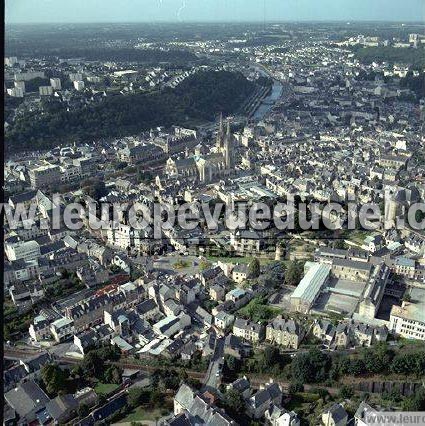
349 45 425 70
5 70 258 154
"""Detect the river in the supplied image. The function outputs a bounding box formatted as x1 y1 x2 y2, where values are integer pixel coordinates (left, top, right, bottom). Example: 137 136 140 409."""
250 63 285 120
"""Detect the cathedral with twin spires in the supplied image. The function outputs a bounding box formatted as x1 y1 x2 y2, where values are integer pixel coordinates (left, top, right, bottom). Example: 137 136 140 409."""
165 115 235 183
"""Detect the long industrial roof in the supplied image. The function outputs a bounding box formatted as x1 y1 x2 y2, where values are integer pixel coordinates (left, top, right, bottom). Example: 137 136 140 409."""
291 262 331 304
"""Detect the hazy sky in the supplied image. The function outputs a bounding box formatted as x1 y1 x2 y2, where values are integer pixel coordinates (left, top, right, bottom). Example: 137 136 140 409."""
6 0 425 24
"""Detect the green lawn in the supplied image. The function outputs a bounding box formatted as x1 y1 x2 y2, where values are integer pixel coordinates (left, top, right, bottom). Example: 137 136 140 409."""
174 260 190 269
238 296 283 323
396 338 425 352
343 229 370 245
94 382 119 395
285 392 321 411
121 406 168 423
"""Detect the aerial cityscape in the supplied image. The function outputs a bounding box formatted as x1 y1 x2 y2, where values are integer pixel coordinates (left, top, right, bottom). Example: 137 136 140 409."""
3 1 425 425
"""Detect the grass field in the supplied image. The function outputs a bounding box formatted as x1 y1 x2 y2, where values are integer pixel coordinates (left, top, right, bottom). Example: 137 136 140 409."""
94 382 120 395
285 392 320 411
120 407 169 423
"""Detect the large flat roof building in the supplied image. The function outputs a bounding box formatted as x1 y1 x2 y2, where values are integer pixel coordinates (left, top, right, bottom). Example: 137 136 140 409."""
389 289 425 341
291 262 331 313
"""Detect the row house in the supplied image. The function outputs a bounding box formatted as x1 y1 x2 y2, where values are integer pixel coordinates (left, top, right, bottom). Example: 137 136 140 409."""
266 317 303 349
233 318 265 344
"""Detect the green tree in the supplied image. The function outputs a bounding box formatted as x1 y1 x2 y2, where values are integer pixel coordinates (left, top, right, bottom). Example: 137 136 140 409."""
285 261 304 286
362 343 392 374
288 381 304 395
224 389 245 417
81 351 102 378
391 352 425 377
71 364 84 378
78 404 89 419
103 366 122 384
402 293 412 303
128 389 141 408
348 359 366 376
224 355 241 380
149 389 165 407
339 385 354 399
333 239 346 250
248 258 261 279
291 349 330 383
263 345 279 366
402 389 425 411
41 363 69 395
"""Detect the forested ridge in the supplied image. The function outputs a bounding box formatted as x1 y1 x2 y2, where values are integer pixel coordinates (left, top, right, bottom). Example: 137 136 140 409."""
5 70 257 154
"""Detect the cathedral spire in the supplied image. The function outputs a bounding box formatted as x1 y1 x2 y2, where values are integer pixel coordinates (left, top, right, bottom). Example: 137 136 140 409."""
217 112 224 149
224 118 233 169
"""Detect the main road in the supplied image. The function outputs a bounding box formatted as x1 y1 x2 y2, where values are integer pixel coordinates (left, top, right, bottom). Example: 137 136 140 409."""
203 333 225 392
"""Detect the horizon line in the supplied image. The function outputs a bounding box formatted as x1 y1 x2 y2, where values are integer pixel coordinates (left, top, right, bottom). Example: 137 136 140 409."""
5 19 425 25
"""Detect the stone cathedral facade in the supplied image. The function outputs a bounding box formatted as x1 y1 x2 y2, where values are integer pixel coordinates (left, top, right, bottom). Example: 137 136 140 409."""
166 117 235 183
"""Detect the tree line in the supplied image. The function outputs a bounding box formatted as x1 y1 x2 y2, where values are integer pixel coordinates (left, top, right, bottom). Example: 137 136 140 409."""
5 70 257 154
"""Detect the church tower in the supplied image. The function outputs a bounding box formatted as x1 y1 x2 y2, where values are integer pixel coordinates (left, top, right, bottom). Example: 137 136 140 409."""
224 119 233 169
216 112 224 150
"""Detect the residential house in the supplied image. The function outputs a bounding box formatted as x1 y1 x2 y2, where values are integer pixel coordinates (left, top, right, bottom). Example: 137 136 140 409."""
4 380 50 425
210 284 226 301
50 317 75 342
265 405 300 426
172 383 236 425
354 402 379 426
226 377 252 399
29 314 55 342
214 311 235 330
247 381 283 419
322 403 348 426
233 317 265 344
135 299 160 321
153 313 191 338
333 322 351 348
45 394 78 424
312 319 335 348
225 288 251 309
232 264 250 283
266 317 303 349
224 333 252 359
199 266 224 287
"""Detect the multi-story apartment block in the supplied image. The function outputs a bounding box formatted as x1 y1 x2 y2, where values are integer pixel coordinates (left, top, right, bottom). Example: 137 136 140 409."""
39 86 53 96
389 300 425 341
50 77 61 90
5 240 41 262
28 164 61 189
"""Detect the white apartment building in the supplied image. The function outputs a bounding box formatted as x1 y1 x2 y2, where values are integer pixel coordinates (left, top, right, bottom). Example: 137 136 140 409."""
74 80 85 91
14 80 26 93
7 87 24 98
5 240 41 262
50 77 62 90
39 86 53 96
5 56 18 66
14 71 45 81
69 72 83 82
389 300 425 341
